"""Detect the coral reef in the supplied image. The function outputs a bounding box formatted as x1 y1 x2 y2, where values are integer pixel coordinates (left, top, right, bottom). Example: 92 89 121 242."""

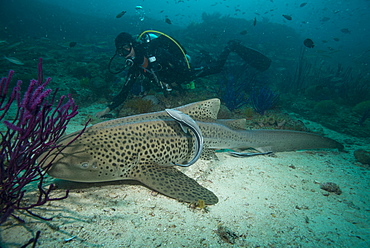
218 73 249 111
354 149 370 166
249 86 280 115
283 95 370 138
353 100 370 115
207 66 262 112
314 100 339 116
0 58 84 223
123 97 154 114
245 112 309 131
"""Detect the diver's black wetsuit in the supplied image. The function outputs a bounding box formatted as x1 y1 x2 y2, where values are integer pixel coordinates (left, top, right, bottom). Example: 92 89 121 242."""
107 36 270 111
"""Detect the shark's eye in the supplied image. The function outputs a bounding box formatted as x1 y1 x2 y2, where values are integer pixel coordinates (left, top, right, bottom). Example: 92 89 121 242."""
81 162 89 168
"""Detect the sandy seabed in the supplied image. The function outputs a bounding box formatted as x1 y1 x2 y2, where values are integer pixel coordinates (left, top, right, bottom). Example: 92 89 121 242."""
1 107 369 248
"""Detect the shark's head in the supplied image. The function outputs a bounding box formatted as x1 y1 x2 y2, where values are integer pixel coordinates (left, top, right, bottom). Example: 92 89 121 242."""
42 131 106 182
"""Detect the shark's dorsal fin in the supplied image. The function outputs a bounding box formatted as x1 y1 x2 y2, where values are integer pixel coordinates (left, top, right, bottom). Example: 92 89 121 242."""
175 98 220 121
90 99 221 130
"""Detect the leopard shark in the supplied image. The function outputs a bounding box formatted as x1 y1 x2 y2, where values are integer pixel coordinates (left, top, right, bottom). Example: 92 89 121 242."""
42 98 343 205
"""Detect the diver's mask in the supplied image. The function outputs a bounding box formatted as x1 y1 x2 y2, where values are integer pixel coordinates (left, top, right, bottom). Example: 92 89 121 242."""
108 44 134 74
117 43 133 57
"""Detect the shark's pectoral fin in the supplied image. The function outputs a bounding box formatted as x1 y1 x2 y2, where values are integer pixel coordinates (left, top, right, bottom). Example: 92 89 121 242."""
135 164 218 205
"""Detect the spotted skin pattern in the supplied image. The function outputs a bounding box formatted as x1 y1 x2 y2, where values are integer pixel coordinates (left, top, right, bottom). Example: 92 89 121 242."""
45 99 222 204
44 99 343 205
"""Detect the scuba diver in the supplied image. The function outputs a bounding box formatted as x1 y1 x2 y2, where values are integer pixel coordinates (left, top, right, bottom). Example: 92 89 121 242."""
96 30 271 118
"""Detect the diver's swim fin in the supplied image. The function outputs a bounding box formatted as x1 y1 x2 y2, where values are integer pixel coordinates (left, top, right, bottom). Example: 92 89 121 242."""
228 40 271 71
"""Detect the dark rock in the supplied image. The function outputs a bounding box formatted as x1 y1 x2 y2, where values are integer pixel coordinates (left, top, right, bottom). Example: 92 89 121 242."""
320 182 342 195
217 104 233 119
354 149 370 165
215 225 238 244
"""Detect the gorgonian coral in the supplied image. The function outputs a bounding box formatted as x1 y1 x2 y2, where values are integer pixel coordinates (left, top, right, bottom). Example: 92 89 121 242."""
0 58 85 223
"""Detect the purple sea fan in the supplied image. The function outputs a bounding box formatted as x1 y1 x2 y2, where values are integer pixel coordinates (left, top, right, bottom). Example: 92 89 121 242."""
0 58 85 224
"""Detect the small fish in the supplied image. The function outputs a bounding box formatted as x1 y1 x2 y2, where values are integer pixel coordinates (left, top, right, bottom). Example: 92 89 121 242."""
69 42 77 48
5 41 23 49
4 56 24 65
253 17 257 26
300 3 307 7
340 28 351 34
165 17 172 24
333 37 340 41
276 67 287 71
321 17 330 22
303 38 315 48
116 11 126 18
282 14 292 20
240 30 248 35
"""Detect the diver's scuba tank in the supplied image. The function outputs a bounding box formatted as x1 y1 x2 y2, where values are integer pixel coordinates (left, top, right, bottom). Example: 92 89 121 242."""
139 32 159 44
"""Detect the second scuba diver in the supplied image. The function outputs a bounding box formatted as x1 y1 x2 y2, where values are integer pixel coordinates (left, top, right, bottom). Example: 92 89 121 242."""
96 31 271 118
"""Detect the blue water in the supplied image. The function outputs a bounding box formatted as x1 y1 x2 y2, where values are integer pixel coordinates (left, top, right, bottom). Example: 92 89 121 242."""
1 0 369 67
1 1 370 247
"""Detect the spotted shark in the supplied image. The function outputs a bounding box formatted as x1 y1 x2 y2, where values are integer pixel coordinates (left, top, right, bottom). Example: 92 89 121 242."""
42 99 343 205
